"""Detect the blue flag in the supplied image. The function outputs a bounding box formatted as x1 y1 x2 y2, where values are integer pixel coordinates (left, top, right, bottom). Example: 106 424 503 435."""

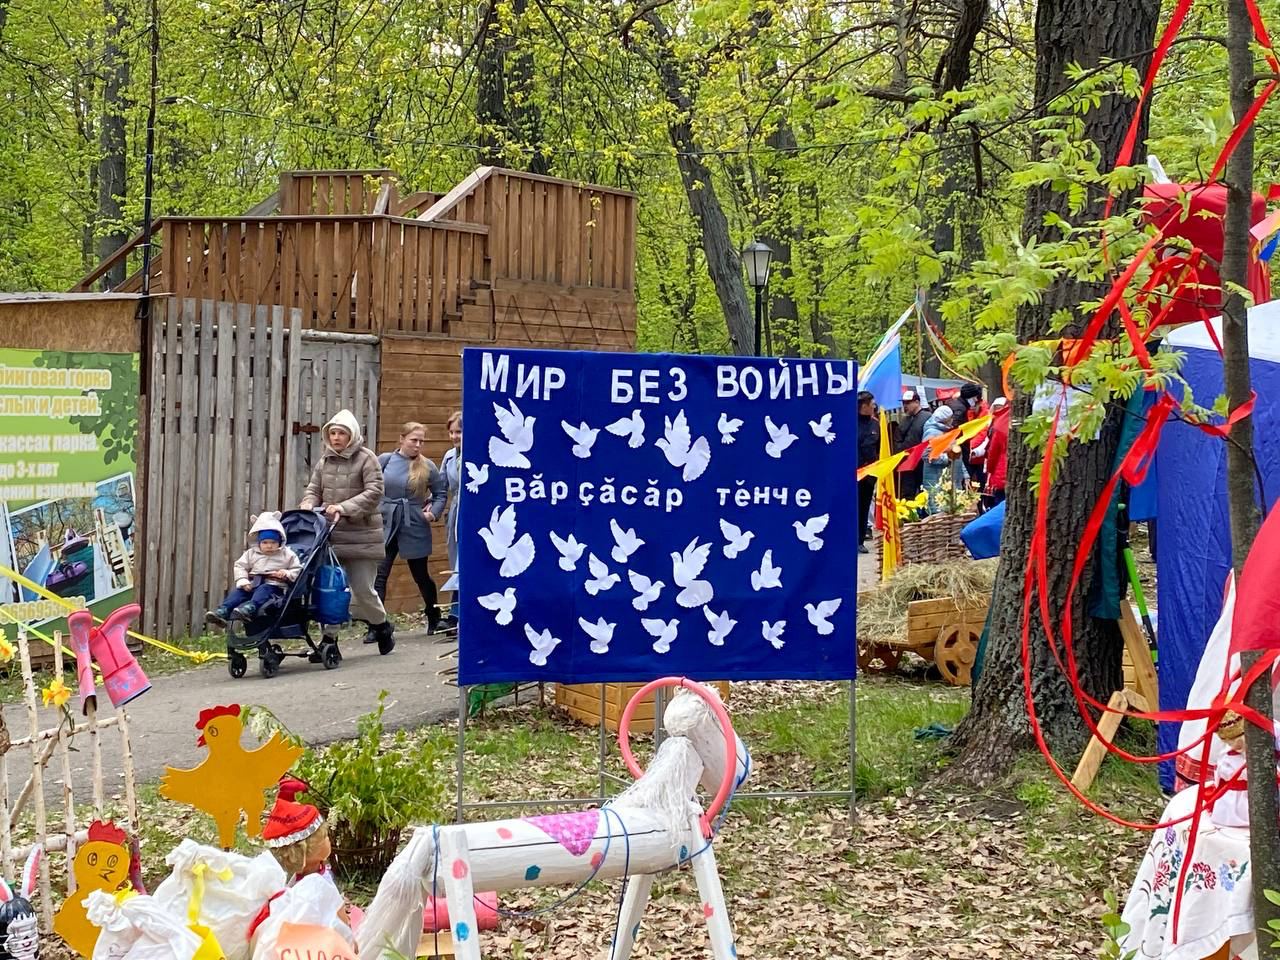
457 348 860 685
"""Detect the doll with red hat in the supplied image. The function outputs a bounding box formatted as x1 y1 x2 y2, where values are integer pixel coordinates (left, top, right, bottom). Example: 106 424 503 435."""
248 776 350 944
262 776 334 883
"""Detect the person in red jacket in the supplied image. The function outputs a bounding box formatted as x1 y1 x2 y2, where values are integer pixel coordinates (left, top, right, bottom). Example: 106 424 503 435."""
982 397 1010 509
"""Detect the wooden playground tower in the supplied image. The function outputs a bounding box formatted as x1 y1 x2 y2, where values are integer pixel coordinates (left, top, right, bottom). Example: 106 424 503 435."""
77 166 639 635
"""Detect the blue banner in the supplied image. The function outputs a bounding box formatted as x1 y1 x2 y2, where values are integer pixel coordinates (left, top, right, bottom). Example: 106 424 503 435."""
457 349 860 684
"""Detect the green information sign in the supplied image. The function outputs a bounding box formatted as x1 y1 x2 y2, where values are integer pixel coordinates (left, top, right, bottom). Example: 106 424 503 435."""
0 349 139 633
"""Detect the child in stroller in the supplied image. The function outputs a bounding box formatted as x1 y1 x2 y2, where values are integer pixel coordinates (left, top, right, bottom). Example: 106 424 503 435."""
206 513 302 626
221 510 347 678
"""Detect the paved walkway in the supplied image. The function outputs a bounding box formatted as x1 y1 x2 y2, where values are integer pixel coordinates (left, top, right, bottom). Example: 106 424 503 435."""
3 627 460 799
8 553 877 801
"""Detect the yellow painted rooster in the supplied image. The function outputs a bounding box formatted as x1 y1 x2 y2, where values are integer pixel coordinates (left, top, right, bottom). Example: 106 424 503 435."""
159 704 304 849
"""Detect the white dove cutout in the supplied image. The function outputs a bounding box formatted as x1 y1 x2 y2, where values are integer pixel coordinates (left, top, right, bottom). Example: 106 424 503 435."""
549 530 586 571
642 617 679 654
750 550 782 591
561 419 600 459
585 553 621 595
805 598 843 636
764 415 798 459
628 569 665 611
717 412 743 444
610 518 645 564
477 587 517 625
579 615 617 655
490 400 536 468
762 620 786 650
793 513 830 552
656 410 712 482
478 505 536 577
704 606 737 646
606 409 646 448
525 624 561 667
465 461 489 494
719 518 754 559
671 537 713 608
809 413 836 444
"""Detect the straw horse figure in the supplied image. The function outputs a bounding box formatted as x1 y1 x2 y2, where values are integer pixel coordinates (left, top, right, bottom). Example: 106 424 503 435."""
356 679 750 960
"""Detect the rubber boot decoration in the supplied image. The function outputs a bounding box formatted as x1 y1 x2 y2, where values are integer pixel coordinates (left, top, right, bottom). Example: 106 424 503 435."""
66 610 97 715
89 604 150 708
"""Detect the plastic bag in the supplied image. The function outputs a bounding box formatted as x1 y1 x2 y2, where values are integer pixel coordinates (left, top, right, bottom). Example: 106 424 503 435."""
250 874 353 960
152 840 287 960
313 556 351 625
88 890 206 960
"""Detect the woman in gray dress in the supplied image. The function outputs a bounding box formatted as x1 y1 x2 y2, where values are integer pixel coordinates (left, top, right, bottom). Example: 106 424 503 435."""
440 410 463 628
374 421 448 633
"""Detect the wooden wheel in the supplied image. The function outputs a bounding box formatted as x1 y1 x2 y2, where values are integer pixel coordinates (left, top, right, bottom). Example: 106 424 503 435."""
934 623 979 686
857 643 903 674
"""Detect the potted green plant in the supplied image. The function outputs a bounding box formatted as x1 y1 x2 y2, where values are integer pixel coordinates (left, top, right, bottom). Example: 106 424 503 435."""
292 692 448 880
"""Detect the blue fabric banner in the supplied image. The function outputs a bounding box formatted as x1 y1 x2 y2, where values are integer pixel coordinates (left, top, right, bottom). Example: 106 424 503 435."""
457 348 861 684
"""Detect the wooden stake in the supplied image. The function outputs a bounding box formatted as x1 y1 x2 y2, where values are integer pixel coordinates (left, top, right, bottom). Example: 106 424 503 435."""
18 630 52 927
52 634 77 895
119 709 138 832
87 698 104 816
1070 689 1148 792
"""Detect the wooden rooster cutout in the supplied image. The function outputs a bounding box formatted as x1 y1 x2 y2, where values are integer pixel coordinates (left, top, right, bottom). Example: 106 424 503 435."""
159 704 304 849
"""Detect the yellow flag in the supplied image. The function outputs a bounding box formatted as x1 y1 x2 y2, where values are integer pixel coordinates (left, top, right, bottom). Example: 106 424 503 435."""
876 411 900 579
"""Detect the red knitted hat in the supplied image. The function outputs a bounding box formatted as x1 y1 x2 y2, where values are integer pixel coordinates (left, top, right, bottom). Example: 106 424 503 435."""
261 793 323 849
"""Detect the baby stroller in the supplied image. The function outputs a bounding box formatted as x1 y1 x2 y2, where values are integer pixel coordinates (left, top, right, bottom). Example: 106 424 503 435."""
224 509 344 679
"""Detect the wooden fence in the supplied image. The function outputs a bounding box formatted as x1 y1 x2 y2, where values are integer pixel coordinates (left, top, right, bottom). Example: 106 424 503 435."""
153 216 488 336
142 298 381 639
420 166 637 291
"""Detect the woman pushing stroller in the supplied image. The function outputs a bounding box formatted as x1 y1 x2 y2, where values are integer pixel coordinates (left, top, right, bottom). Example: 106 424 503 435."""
300 409 396 654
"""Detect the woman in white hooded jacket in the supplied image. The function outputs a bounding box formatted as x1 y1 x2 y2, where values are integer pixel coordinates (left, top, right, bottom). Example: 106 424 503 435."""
299 409 395 653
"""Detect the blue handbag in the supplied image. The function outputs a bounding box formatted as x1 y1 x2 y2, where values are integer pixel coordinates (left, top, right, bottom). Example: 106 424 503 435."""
313 549 352 624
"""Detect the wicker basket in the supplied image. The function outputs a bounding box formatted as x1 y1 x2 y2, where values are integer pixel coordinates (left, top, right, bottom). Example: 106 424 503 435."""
328 820 403 880
874 509 977 568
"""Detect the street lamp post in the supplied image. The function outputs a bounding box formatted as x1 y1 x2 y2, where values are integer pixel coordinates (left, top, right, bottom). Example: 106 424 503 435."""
742 240 774 357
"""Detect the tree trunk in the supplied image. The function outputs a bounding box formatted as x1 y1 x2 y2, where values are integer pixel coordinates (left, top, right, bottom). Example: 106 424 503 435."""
639 10 754 355
476 0 547 175
945 0 1160 784
97 0 129 289
1221 1 1279 953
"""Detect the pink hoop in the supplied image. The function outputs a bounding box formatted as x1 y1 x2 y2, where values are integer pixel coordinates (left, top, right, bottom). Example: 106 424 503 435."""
617 677 737 839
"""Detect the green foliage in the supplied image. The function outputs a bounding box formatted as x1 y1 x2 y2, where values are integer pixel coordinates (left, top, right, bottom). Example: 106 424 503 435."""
1266 889 1280 948
33 351 139 465
1098 889 1136 960
295 692 448 833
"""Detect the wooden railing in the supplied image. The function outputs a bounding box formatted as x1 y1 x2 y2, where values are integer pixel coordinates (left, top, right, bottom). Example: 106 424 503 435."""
280 170 395 215
420 166 636 292
153 215 488 334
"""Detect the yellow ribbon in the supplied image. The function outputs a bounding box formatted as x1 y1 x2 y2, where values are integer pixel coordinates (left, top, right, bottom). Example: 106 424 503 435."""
187 862 234 925
0 562 224 662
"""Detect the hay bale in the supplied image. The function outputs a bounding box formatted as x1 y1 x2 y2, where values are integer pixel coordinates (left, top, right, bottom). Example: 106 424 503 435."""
858 559 997 648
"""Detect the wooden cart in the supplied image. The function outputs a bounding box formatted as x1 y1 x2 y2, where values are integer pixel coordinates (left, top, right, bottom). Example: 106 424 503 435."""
555 681 731 733
858 596 989 686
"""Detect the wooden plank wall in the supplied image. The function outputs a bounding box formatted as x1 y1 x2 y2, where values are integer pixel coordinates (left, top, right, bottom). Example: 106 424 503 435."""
142 299 295 639
375 281 637 614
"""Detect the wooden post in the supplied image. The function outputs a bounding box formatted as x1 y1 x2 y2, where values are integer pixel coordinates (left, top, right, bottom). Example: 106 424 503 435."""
119 710 138 833
17 631 52 927
51 634 77 894
1070 689 1148 792
87 698 104 816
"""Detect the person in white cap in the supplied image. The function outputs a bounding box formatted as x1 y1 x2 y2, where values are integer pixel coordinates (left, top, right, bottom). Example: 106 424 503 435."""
896 389 930 500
